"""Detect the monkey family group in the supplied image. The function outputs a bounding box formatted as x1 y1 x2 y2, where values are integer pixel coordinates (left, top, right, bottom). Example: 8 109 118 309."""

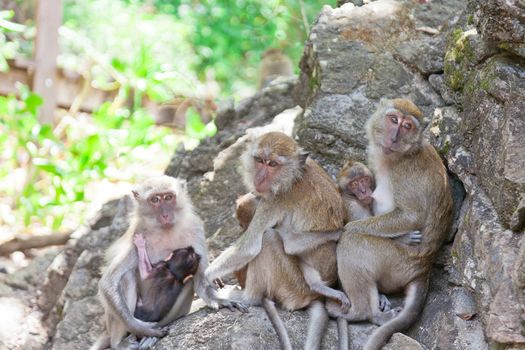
93 99 452 350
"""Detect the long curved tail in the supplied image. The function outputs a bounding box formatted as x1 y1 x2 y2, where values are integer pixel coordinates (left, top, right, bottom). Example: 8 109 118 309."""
263 298 293 350
365 278 428 350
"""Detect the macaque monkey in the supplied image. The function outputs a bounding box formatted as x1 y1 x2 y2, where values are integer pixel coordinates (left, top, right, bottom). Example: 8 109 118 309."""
133 234 200 322
329 99 453 350
92 176 239 350
337 160 376 221
206 131 347 350
337 160 422 245
258 48 294 89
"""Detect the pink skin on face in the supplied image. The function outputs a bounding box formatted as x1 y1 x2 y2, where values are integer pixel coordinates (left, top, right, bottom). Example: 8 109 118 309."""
382 112 416 153
349 176 373 206
253 157 280 194
148 192 177 228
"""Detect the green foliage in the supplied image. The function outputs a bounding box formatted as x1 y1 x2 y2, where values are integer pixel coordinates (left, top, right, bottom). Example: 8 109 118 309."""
0 10 28 71
0 86 176 230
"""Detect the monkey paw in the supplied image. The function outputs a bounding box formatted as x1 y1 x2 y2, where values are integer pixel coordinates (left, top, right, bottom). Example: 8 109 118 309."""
372 307 403 325
378 294 392 312
408 230 422 245
130 319 166 338
138 336 161 350
133 234 147 249
335 292 351 313
219 299 249 313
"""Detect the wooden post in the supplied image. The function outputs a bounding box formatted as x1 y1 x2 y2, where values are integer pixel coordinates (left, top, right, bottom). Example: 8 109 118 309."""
33 0 62 125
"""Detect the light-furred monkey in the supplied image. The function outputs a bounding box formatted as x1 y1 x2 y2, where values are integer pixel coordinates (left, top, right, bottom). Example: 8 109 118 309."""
92 176 241 350
206 131 348 350
329 99 453 350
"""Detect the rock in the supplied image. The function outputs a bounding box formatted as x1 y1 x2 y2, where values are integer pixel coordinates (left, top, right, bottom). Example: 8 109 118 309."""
469 0 525 58
295 0 460 170
461 55 525 228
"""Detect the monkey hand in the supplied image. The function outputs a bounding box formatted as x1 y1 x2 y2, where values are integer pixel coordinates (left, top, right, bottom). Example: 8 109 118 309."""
393 230 422 246
133 234 147 249
334 291 351 313
218 298 249 313
128 318 166 338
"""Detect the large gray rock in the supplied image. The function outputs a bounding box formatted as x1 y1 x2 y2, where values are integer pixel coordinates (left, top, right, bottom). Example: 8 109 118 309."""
469 0 525 58
295 0 463 173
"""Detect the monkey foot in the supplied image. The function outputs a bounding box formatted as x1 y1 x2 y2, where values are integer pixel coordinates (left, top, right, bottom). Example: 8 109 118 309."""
218 299 249 313
372 307 403 325
138 336 160 350
378 294 392 312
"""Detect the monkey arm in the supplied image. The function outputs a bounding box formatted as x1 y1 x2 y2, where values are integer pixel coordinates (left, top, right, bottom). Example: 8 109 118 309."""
279 227 342 255
344 207 420 238
133 234 152 279
205 205 282 282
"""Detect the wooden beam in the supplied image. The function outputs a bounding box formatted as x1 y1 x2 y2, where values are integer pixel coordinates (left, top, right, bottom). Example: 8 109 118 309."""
33 0 62 124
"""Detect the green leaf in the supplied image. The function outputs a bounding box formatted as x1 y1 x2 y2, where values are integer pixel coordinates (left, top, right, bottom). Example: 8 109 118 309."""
24 93 44 115
32 158 64 176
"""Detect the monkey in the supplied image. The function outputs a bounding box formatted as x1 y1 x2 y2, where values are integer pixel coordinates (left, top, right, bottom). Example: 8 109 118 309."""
337 160 376 221
327 99 453 350
233 192 260 288
337 160 422 246
92 176 241 350
132 234 200 323
258 48 294 90
206 131 348 350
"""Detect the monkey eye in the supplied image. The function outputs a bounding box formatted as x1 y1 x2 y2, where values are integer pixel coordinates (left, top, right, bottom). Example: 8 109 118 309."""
268 160 278 167
150 196 160 204
403 122 412 130
389 115 398 124
164 194 174 201
254 156 264 164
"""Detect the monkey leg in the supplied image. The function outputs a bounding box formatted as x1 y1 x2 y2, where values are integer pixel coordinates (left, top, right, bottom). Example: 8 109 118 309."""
90 329 110 350
300 262 350 313
304 300 328 350
337 317 349 350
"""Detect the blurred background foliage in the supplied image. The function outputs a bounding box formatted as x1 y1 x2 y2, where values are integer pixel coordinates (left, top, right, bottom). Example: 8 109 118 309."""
0 0 331 238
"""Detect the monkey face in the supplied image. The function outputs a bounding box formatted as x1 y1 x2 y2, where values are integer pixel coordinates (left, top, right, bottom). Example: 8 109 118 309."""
243 132 305 197
376 107 422 155
348 176 374 205
145 191 177 228
166 247 201 281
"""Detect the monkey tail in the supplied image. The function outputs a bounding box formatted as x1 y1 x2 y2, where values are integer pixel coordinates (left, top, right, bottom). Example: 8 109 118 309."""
364 278 428 350
263 298 293 350
337 317 349 350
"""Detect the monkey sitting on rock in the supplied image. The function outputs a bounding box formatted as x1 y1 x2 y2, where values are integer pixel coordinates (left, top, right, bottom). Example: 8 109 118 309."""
133 234 201 323
331 99 453 350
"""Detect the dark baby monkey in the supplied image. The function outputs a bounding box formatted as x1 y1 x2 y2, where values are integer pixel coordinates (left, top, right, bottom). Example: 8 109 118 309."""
133 234 201 323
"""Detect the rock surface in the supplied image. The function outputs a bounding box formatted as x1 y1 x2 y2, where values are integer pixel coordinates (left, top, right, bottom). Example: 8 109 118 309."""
2 0 524 349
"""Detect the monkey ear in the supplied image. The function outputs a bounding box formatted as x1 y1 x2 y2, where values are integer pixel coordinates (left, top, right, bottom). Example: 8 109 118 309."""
132 190 139 199
298 151 309 166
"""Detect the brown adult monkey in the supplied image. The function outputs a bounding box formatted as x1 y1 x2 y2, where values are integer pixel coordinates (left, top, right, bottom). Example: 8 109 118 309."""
329 99 453 350
258 48 294 89
206 131 347 349
92 176 240 350
133 234 200 322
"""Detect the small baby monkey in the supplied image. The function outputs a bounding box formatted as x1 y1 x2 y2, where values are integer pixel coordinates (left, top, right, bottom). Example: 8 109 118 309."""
337 160 421 245
133 234 201 323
